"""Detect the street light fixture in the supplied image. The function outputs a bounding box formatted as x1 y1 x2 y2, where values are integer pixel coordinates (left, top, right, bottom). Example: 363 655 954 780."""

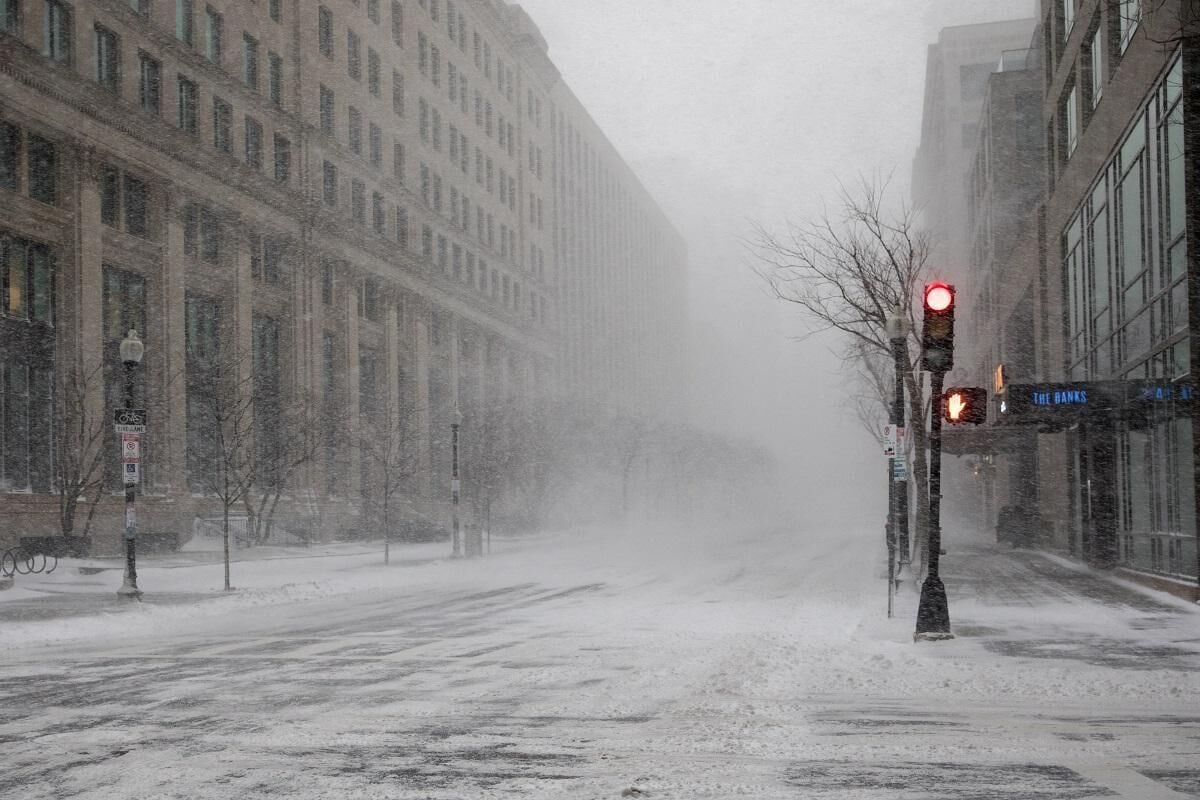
451 406 463 558
117 329 144 600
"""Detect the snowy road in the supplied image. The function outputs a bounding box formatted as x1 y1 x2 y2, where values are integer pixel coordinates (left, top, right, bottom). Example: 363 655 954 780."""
1 525 1199 799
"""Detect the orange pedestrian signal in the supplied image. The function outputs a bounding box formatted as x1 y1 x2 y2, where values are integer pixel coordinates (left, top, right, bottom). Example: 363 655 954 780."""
942 387 987 425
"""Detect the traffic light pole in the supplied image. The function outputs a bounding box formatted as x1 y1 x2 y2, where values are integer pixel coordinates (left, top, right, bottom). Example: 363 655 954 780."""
916 369 953 640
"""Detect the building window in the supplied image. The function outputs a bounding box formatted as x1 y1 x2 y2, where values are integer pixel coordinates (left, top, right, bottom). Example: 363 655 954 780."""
273 134 290 183
392 70 405 115
369 122 381 166
26 134 55 205
347 29 361 80
321 259 334 305
100 167 120 227
419 97 429 141
253 236 283 284
2 233 54 325
368 48 380 96
396 206 408 248
431 45 440 86
351 179 365 224
204 6 222 62
124 174 148 237
393 141 405 182
175 0 194 46
212 96 232 152
269 0 281 23
1064 85 1078 157
138 52 161 114
348 106 362 154
244 116 263 169
1089 27 1104 108
268 52 283 105
322 160 337 206
421 224 432 259
367 0 379 24
320 85 335 135
243 33 259 89
178 75 199 134
1 0 18 34
1062 0 1074 38
44 0 72 64
391 0 403 45
1120 0 1140 51
318 5 333 58
418 31 427 74
372 192 385 233
95 25 120 92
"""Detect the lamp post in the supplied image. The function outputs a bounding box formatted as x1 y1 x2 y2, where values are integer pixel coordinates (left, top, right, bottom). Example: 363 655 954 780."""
117 329 144 600
451 406 463 558
885 308 912 569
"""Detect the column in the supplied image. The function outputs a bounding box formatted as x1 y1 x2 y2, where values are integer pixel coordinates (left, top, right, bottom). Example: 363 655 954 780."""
413 298 433 503
73 146 105 452
160 185 189 493
344 271 361 500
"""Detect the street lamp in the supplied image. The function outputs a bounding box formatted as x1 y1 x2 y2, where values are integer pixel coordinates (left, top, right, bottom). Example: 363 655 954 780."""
885 307 912 569
451 406 463 558
117 329 144 600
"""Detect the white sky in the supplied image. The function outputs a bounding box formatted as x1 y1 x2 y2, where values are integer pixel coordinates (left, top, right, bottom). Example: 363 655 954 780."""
516 0 1035 528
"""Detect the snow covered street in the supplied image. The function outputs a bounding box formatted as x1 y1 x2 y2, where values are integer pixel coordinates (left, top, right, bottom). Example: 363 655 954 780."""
1 525 1199 799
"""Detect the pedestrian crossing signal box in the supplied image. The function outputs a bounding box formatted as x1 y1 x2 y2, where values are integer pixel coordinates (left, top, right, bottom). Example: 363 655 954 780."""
943 387 987 425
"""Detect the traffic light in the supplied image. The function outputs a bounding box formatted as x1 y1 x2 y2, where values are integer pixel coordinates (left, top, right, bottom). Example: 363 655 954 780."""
943 387 988 425
921 282 955 372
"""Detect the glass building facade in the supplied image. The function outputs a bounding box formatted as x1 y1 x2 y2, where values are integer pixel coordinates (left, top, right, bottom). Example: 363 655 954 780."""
1062 52 1195 578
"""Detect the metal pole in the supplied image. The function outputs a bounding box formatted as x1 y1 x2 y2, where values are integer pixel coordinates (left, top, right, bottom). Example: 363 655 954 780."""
886 468 895 618
451 421 461 558
892 337 911 565
117 362 141 600
916 370 952 639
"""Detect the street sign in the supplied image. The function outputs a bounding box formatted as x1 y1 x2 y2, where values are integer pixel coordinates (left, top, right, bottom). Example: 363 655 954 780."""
121 434 141 460
123 461 140 485
114 408 148 433
883 425 907 457
892 455 908 482
998 380 1195 427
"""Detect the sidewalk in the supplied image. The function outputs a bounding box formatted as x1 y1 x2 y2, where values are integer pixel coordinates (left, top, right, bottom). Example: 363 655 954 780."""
0 538 453 626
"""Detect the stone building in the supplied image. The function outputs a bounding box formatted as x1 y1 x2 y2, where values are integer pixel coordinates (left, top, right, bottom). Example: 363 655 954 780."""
0 0 688 551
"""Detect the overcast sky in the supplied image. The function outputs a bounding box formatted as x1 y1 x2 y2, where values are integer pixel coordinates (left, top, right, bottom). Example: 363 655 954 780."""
516 0 1036 528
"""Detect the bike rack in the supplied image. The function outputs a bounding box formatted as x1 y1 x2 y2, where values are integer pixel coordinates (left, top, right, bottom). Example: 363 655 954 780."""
0 548 58 578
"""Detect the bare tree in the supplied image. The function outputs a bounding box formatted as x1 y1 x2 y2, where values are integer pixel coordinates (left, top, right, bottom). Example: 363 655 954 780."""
359 394 429 563
191 354 257 591
242 391 329 546
54 364 108 546
749 177 934 564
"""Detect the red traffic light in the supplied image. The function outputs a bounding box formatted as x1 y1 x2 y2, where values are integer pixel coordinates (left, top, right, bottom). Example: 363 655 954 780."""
942 387 987 425
924 283 954 312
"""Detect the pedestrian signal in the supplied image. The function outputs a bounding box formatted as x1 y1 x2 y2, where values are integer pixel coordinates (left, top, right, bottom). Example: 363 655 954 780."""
943 387 987 425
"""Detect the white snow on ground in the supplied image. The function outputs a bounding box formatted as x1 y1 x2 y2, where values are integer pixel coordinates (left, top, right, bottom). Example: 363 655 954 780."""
2 522 1199 798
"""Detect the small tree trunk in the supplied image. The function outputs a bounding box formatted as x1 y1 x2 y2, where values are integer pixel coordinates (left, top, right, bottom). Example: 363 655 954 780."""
223 502 232 591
